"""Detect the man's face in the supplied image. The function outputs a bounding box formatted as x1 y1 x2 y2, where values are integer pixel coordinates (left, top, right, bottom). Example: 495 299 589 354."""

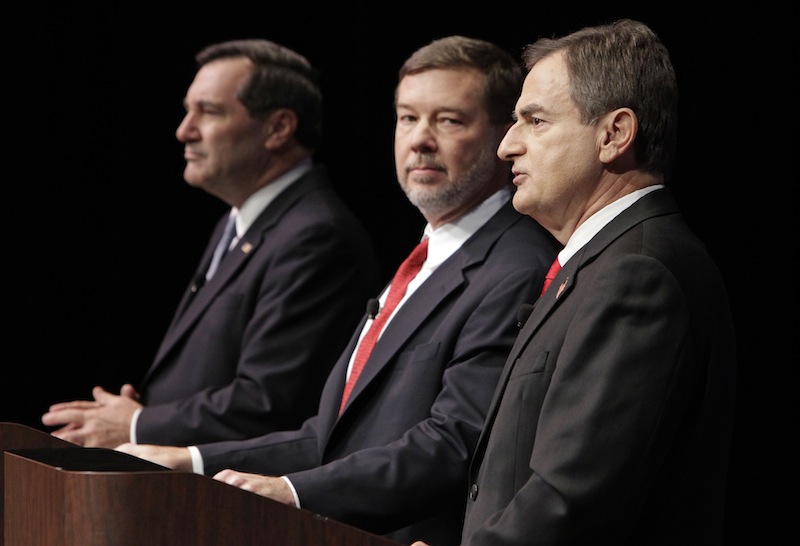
498 52 603 238
394 68 507 227
175 57 271 203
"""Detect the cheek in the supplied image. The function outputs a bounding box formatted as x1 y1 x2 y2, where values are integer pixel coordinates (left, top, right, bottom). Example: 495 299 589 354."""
513 149 565 210
560 138 601 186
225 132 265 165
444 138 484 174
394 142 407 173
393 138 405 160
536 133 591 180
394 127 409 154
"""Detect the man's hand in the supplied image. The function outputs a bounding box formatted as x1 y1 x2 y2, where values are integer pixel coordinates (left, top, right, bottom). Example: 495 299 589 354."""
213 470 296 506
115 443 194 471
41 384 142 448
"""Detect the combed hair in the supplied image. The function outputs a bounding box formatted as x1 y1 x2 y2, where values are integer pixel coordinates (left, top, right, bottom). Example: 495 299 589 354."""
397 35 524 126
196 39 323 150
523 19 678 178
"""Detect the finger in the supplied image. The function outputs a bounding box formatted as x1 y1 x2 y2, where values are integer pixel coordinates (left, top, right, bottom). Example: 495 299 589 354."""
213 469 239 484
213 469 231 481
114 442 135 454
41 408 88 427
50 422 81 433
51 427 85 446
46 400 101 412
92 385 112 402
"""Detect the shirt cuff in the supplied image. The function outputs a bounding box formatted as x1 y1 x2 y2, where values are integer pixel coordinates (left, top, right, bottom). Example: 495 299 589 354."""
130 408 142 444
187 446 205 475
281 476 301 508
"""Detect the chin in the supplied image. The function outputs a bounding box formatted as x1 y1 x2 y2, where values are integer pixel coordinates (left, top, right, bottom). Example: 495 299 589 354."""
511 192 529 214
182 170 205 187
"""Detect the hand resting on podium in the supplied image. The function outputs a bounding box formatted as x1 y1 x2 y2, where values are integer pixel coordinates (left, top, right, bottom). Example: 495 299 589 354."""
115 443 296 506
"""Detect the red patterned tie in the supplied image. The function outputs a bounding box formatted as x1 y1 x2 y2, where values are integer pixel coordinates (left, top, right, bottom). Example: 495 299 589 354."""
339 238 429 414
540 258 561 296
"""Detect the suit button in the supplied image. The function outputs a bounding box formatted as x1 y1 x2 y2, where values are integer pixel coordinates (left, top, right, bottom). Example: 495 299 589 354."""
469 483 479 500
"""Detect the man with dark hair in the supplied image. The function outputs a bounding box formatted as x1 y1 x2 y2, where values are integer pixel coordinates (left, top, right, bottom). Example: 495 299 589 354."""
42 39 380 449
414 20 736 546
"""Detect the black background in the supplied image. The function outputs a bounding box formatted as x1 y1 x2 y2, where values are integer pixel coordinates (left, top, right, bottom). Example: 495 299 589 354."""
3 2 795 544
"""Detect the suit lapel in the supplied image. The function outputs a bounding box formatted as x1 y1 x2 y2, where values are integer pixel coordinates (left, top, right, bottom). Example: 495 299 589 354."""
169 217 226 324
470 188 680 471
144 169 327 383
337 255 467 413
152 236 261 364
334 203 522 418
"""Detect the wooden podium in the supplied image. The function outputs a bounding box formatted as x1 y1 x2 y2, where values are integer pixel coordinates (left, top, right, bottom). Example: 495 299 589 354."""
1 421 73 544
2 423 401 546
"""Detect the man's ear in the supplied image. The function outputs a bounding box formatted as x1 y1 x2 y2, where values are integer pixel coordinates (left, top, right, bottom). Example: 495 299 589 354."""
263 108 298 149
597 107 637 164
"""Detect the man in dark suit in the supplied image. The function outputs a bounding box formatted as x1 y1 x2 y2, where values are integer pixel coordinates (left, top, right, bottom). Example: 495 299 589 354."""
412 20 737 546
116 36 561 546
40 39 380 448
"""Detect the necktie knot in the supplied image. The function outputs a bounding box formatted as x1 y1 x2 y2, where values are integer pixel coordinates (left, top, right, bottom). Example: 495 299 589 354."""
540 258 561 296
382 238 428 310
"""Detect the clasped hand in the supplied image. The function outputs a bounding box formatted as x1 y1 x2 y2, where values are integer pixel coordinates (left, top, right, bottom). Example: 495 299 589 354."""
41 384 142 448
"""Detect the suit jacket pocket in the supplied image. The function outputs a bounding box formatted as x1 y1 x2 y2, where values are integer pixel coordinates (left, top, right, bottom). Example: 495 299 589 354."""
498 350 554 491
508 350 548 378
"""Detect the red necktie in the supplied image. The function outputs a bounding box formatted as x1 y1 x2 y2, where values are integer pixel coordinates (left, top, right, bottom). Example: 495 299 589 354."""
540 258 561 296
339 238 429 414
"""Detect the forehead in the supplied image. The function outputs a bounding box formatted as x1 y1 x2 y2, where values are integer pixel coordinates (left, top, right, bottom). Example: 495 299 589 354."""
396 67 484 111
517 53 574 115
187 57 253 102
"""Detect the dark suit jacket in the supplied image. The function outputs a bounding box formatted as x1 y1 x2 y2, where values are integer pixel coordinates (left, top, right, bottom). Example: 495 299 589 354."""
461 188 737 546
199 201 561 546
136 165 380 446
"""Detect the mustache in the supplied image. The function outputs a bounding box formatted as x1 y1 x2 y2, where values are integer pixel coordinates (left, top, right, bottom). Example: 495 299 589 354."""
405 155 446 173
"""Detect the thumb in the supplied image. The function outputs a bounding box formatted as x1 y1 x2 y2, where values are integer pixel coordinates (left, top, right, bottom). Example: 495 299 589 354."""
120 383 141 400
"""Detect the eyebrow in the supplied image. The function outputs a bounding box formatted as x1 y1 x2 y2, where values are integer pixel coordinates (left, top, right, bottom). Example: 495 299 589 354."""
517 102 543 121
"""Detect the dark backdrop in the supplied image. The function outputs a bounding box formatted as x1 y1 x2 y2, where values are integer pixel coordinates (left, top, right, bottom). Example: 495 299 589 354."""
4 3 794 544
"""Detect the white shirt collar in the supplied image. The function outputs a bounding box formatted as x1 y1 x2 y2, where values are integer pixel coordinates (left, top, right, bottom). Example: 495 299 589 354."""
559 185 664 266
230 157 314 237
421 186 511 273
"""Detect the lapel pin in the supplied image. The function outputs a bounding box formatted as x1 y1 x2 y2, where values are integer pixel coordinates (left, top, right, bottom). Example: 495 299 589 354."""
241 242 254 254
556 277 568 299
